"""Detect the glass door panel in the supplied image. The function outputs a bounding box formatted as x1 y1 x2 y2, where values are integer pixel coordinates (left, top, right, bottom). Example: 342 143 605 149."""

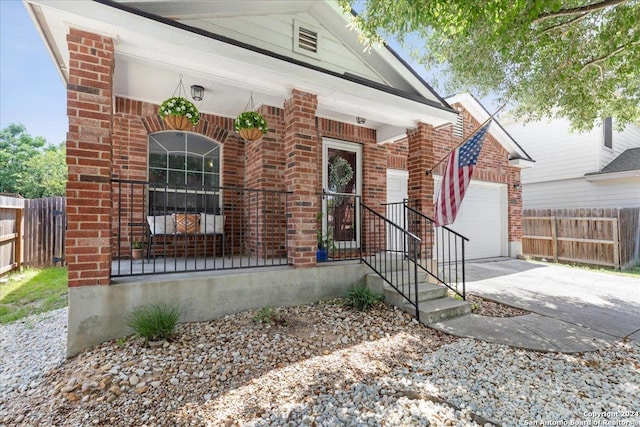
323 140 362 250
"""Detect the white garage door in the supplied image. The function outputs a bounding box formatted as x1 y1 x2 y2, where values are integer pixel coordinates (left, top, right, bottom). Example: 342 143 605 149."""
387 170 507 259
435 178 507 259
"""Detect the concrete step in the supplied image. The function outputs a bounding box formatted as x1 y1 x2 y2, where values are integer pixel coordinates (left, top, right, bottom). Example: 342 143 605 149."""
366 271 470 325
383 282 448 303
414 297 471 324
366 274 446 305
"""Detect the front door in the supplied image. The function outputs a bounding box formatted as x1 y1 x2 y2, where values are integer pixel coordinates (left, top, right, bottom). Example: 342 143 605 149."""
322 139 362 250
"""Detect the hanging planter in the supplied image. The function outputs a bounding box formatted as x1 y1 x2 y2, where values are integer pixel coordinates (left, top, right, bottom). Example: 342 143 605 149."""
237 123 265 141
234 95 268 142
159 76 200 131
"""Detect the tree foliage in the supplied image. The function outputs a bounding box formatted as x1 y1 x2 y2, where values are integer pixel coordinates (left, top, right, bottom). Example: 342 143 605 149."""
0 123 66 198
339 0 640 131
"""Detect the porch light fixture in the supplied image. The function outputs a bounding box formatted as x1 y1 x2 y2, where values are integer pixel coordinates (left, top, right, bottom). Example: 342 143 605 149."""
190 85 205 101
356 116 366 124
513 183 522 189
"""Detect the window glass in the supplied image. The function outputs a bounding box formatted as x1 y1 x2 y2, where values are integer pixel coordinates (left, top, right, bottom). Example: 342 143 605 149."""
603 117 613 149
148 132 221 214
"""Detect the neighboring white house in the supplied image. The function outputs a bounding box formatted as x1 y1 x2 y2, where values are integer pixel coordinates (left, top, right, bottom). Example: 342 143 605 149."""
502 117 640 209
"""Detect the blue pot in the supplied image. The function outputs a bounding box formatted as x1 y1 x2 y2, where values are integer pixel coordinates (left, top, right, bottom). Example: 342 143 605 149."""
316 248 328 262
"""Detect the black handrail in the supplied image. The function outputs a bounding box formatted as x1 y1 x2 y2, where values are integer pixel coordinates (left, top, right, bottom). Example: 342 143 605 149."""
403 202 468 299
359 202 421 320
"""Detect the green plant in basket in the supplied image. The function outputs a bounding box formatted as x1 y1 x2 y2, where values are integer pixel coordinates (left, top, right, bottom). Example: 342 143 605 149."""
159 97 200 125
234 111 268 134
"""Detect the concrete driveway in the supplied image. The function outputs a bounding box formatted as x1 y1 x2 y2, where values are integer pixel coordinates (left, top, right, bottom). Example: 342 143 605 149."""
465 259 640 342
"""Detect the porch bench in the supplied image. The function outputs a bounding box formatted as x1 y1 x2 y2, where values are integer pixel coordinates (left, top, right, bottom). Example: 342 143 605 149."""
146 213 226 261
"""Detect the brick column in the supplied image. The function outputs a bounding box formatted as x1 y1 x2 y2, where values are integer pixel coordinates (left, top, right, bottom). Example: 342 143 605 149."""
407 123 436 262
245 105 285 258
407 123 435 216
283 89 319 267
66 28 115 287
508 167 523 256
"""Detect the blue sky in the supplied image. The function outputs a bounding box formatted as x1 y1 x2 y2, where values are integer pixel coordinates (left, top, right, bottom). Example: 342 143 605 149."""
1 0 67 145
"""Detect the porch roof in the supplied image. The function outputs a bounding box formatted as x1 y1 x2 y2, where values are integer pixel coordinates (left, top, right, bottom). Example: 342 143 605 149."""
25 0 459 143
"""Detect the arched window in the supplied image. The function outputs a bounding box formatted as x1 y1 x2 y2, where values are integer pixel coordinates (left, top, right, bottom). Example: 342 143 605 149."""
148 132 221 214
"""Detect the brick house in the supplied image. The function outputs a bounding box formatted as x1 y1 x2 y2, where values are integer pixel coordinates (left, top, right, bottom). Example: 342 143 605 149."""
27 0 532 356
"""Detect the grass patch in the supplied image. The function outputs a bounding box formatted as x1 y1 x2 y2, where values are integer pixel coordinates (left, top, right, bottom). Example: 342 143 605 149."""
345 284 384 311
0 267 68 325
127 303 181 342
252 306 289 325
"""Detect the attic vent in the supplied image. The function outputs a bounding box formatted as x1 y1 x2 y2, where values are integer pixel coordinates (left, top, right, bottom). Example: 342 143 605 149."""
293 20 321 58
298 27 318 53
453 113 464 138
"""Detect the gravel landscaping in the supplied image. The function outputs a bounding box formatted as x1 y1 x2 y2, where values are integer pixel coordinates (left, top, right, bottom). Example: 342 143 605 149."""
1 300 639 426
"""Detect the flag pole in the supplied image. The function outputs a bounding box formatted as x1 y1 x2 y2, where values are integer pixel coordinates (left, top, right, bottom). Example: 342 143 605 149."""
426 103 507 176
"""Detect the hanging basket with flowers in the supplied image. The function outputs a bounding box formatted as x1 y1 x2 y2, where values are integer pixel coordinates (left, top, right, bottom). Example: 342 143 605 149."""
159 76 200 131
234 94 268 142
234 111 268 141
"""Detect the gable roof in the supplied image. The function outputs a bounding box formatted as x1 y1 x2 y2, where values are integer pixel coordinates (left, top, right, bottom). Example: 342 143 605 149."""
26 0 458 139
445 93 534 168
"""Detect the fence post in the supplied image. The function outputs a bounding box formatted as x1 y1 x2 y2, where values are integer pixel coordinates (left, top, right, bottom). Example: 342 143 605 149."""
15 207 23 271
551 216 558 262
612 218 620 269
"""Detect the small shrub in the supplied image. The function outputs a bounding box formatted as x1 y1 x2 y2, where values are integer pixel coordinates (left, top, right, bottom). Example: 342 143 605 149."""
252 306 288 325
127 303 181 341
345 284 384 311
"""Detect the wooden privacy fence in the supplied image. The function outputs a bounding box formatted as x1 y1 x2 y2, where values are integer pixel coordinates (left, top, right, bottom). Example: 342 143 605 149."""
0 195 24 276
23 197 66 268
523 208 640 270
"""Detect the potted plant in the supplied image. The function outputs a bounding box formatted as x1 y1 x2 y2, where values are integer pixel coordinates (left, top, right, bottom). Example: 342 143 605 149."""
159 96 200 130
234 111 268 141
317 231 332 262
131 241 145 260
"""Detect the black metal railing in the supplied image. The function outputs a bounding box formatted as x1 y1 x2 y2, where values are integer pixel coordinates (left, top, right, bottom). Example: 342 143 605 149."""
319 192 361 262
360 202 421 320
385 200 468 299
111 179 291 277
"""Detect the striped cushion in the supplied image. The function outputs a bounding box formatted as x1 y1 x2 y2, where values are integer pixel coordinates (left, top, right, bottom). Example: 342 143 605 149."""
174 214 200 234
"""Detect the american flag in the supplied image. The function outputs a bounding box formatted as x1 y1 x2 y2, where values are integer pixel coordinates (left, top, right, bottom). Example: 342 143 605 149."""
434 122 491 227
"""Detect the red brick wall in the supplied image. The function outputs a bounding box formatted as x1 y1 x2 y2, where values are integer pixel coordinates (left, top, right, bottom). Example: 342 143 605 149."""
66 28 115 287
386 139 407 170
245 105 286 257
407 123 435 216
283 90 320 267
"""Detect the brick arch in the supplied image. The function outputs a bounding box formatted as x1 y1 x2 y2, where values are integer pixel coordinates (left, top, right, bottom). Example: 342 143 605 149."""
141 114 230 143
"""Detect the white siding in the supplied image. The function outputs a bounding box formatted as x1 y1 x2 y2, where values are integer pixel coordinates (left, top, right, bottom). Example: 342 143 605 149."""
504 118 600 184
503 116 640 210
523 178 640 209
599 122 640 169
181 13 385 83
